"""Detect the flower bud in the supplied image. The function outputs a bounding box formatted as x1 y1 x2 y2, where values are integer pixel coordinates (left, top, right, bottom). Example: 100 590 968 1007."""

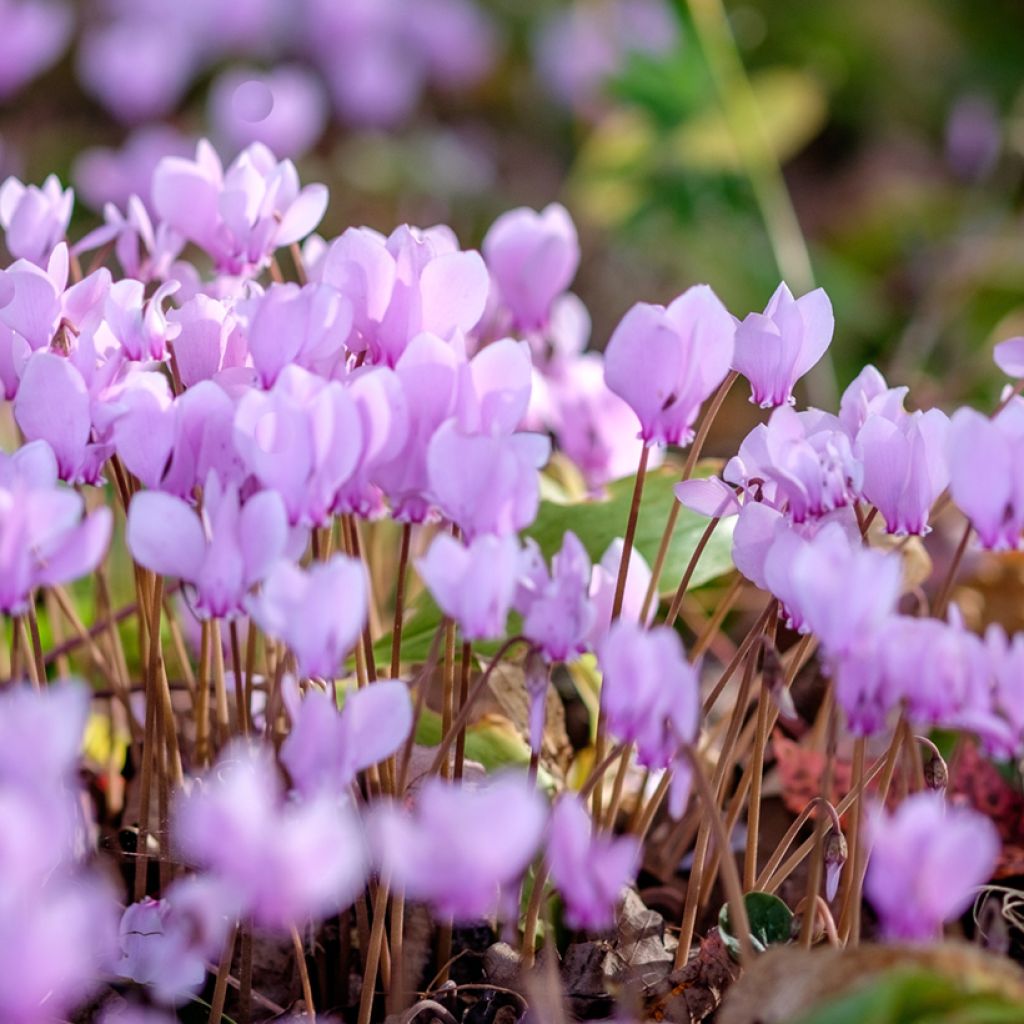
824 829 848 902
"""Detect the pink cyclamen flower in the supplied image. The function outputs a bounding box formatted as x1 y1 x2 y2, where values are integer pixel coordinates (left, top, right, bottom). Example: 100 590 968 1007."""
233 364 363 526
948 400 1024 550
242 281 353 386
175 741 368 932
724 406 861 523
732 282 833 408
153 140 328 274
115 875 236 1005
587 538 654 649
838 364 910 438
0 440 112 615
993 336 1024 378
208 65 329 161
0 0 72 101
603 285 735 447
598 619 699 817
858 408 949 535
369 774 546 921
865 792 998 941
518 531 594 662
417 532 524 640
281 679 412 798
166 294 247 387
482 203 579 331
427 420 551 540
249 555 367 679
547 795 640 930
762 519 901 658
0 173 73 266
126 475 289 619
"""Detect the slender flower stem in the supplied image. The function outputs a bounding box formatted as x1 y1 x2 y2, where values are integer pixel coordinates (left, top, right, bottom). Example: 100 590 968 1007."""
230 619 249 737
18 616 40 688
685 745 755 962
640 371 739 621
391 524 412 679
743 624 778 890
440 616 456 781
210 620 231 747
665 517 722 626
195 621 212 767
454 641 472 781
239 924 253 1024
688 574 744 660
593 443 649 821
358 880 390 1024
25 601 47 686
933 521 972 619
207 924 239 1024
388 893 407 1014
292 926 317 1021
521 744 625 968
428 636 528 776
800 689 836 947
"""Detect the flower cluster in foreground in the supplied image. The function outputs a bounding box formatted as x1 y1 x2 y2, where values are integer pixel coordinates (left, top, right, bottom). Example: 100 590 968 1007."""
0 139 1015 1021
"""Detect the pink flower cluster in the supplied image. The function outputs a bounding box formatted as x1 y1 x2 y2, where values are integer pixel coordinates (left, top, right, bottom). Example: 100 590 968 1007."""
1 134 1018 1014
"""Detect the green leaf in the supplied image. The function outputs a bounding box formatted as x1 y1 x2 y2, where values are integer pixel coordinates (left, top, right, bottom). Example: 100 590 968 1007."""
793 968 1024 1024
718 892 794 958
523 464 734 595
378 464 734 668
414 707 555 790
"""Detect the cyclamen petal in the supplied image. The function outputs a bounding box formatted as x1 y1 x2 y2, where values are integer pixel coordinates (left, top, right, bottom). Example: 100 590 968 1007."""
604 285 735 446
865 792 998 941
548 795 640 930
482 203 580 331
368 775 546 921
249 555 367 678
417 532 523 640
732 282 834 408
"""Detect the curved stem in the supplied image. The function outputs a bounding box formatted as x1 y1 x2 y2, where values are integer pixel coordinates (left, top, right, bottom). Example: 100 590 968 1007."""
292 926 317 1022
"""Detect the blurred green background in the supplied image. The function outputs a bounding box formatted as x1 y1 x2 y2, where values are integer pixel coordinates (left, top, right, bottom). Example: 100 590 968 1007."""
4 0 1024 425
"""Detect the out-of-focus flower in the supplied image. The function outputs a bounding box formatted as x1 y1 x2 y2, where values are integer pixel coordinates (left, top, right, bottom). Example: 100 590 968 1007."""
483 204 579 332
0 173 73 266
0 0 73 101
993 336 1024 379
587 538 653 649
0 681 118 1023
545 351 657 491
535 0 678 118
948 400 1024 550
281 679 412 798
598 619 699 817
417 532 524 640
604 285 735 447
762 520 901 659
865 792 998 941
208 65 328 160
548 795 640 930
369 774 546 921
153 141 328 274
517 531 594 662
855 407 949 535
175 742 368 931
73 126 194 213
115 875 236 1005
732 282 833 408
427 420 550 540
127 475 288 619
0 440 112 614
249 555 367 679
77 17 197 123
945 94 1002 183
